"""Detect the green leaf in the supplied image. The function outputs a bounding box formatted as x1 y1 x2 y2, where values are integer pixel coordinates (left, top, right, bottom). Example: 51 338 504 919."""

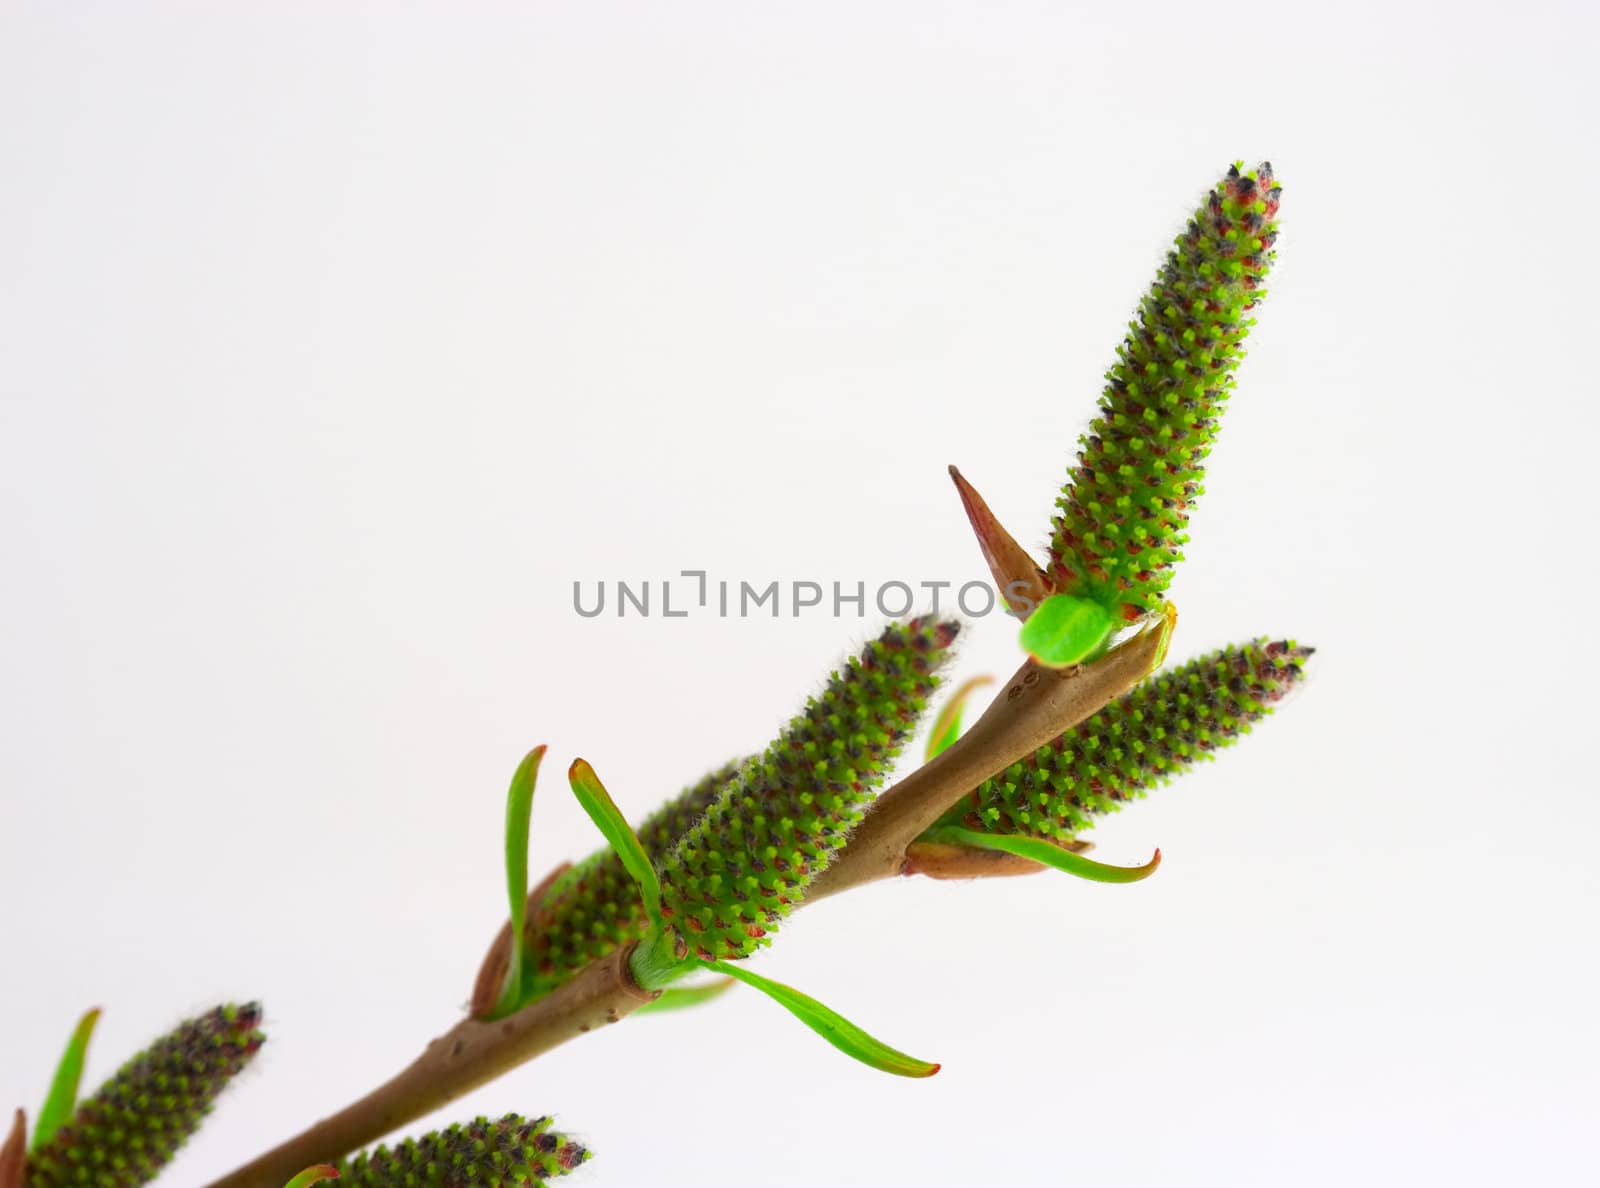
702 960 939 1078
283 1165 339 1188
32 1007 100 1150
1017 593 1116 668
924 675 994 762
921 825 1161 884
632 977 737 1015
489 745 546 1020
569 759 661 921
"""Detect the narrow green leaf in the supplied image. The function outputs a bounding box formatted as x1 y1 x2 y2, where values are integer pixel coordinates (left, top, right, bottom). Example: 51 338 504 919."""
1017 593 1116 668
490 745 546 1020
283 1165 339 1188
922 825 1161 884
925 675 994 762
569 759 661 921
702 960 939 1078
632 977 736 1015
31 1007 101 1150
1151 600 1178 669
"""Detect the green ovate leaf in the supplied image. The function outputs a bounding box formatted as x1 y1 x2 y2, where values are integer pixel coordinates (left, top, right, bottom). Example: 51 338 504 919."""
702 960 940 1079
490 746 546 1020
924 675 994 762
1018 593 1115 668
32 1008 100 1150
568 759 661 921
283 1165 340 1188
632 978 737 1015
922 825 1160 884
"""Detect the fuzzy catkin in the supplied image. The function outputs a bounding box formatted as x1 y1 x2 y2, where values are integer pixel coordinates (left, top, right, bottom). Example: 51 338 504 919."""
1050 162 1281 621
937 640 1310 842
658 616 961 961
336 1115 588 1188
518 761 742 1003
25 1004 264 1188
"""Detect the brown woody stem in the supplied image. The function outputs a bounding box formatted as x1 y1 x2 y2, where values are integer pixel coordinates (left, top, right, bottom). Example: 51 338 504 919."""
808 611 1169 900
206 612 1170 1188
207 948 656 1188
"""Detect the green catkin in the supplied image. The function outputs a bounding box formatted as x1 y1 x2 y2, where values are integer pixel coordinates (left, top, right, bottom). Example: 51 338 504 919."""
935 640 1311 842
1050 162 1281 622
519 762 743 1003
336 1115 588 1188
658 616 961 962
24 1004 264 1188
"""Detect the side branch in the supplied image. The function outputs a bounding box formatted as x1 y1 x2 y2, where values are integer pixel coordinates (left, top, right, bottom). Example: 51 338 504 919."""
809 611 1170 900
208 612 1169 1188
209 948 656 1188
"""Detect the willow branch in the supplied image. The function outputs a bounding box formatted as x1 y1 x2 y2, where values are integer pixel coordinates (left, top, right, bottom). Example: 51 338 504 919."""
207 615 1168 1188
807 612 1169 900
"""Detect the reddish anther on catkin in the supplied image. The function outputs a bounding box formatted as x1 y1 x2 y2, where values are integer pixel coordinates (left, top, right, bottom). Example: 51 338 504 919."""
934 639 1310 843
1049 162 1281 621
658 617 961 961
336 1114 589 1187
25 1005 264 1188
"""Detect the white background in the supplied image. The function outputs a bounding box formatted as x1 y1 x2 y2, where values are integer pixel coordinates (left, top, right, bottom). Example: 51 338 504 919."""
3 3 1596 1185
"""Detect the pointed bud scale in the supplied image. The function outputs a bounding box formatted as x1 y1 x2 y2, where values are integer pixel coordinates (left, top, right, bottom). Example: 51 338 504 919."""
513 761 743 1005
1049 162 1281 621
934 640 1310 843
948 466 1051 617
336 1114 589 1187
1 1111 24 1188
658 616 961 962
902 838 1057 880
631 976 737 1016
25 1004 265 1188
